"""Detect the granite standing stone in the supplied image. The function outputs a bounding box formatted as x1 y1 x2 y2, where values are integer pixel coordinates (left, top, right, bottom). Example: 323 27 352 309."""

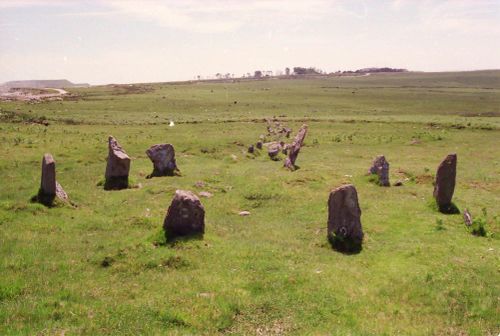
284 124 308 170
433 153 457 212
327 184 363 252
38 153 68 206
105 136 130 190
146 143 178 177
369 155 390 186
163 190 205 240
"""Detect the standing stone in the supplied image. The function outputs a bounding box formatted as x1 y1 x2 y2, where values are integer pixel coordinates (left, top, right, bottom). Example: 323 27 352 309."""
38 153 68 206
284 124 308 170
248 145 255 154
327 184 363 252
163 190 205 240
105 136 130 190
267 142 281 160
463 209 472 227
368 155 390 186
146 143 178 177
41 154 56 195
256 141 263 150
433 153 457 212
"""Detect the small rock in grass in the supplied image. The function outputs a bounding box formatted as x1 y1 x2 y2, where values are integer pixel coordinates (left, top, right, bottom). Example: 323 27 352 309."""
199 191 213 198
239 211 251 216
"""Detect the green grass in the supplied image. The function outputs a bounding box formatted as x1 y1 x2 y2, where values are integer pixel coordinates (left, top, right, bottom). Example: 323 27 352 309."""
0 71 499 335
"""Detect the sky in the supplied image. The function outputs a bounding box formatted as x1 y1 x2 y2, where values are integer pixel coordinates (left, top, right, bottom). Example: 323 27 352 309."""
1 0 499 84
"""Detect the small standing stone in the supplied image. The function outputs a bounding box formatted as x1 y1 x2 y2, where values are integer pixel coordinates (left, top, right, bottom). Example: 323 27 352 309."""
256 141 263 150
248 144 255 154
163 190 205 240
284 124 308 170
267 142 281 159
146 143 178 177
327 184 363 252
105 136 131 190
433 153 457 212
38 153 68 206
463 209 472 227
368 155 390 186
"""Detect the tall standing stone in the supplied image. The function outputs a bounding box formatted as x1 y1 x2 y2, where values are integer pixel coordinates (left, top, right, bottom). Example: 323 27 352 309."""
41 153 56 195
433 153 457 212
146 143 178 177
368 155 390 186
327 184 363 252
105 136 130 190
163 190 205 240
38 153 68 206
284 124 308 170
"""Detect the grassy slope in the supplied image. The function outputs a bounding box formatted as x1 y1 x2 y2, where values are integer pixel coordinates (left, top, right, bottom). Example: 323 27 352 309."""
0 71 499 335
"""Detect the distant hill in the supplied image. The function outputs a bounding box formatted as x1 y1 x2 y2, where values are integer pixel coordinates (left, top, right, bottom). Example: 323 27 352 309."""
3 79 89 89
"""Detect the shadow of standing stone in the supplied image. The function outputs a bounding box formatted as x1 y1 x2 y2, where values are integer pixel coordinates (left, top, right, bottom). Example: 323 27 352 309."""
104 136 130 190
327 184 363 253
146 143 178 178
164 190 205 241
37 153 68 206
433 153 459 214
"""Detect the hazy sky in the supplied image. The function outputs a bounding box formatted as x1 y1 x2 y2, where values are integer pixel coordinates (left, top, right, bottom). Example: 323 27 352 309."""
1 0 499 84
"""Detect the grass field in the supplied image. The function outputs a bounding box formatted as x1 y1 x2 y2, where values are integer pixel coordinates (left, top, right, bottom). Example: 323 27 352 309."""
0 71 499 335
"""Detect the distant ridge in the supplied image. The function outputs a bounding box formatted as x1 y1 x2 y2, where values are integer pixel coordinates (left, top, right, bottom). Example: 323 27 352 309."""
2 79 89 89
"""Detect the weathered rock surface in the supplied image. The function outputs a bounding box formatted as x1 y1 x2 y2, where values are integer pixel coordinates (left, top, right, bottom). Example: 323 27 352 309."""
327 184 363 252
369 155 390 186
146 143 177 177
433 153 457 212
284 124 308 170
38 153 68 206
105 136 130 190
163 190 205 240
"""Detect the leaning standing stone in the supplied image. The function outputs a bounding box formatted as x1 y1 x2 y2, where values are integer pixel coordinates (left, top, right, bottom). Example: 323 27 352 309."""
433 153 457 213
146 143 178 177
104 136 130 190
38 153 68 206
284 124 308 170
163 190 205 240
327 184 363 252
368 155 390 186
